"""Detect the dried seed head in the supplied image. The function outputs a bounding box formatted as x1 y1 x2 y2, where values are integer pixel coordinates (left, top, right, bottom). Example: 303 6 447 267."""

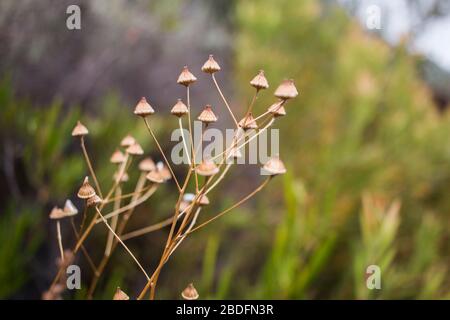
250 70 269 90
134 97 155 117
49 206 66 220
71 121 89 137
262 155 287 176
126 142 144 155
113 171 129 183
228 145 243 159
110 149 126 164
156 161 172 181
274 79 298 100
238 113 258 130
171 99 189 117
63 199 78 217
197 105 218 124
177 66 197 86
77 177 96 199
146 170 164 184
87 194 102 207
195 159 219 176
201 54 221 74
113 287 130 300
139 157 156 172
197 194 210 206
120 134 136 148
181 283 199 300
268 100 286 117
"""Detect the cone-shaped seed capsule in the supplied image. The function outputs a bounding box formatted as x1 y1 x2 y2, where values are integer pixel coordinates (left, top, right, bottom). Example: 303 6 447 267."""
250 70 269 90
77 177 96 199
87 194 102 207
72 121 89 137
63 199 78 216
156 161 172 181
201 54 221 74
195 159 219 176
197 105 218 124
49 206 66 219
181 283 199 300
110 149 126 164
120 134 136 148
274 79 298 100
139 157 156 172
113 171 129 183
177 66 197 86
263 155 287 176
268 100 286 117
146 170 164 184
113 287 129 300
134 97 155 117
197 194 210 206
238 113 258 130
126 142 144 155
171 99 189 117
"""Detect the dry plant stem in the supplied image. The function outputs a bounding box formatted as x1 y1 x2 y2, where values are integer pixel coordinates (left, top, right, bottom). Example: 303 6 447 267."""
211 73 238 126
168 208 201 257
186 86 199 191
205 163 232 194
56 221 64 261
244 89 258 119
179 117 191 165
80 136 103 198
70 217 96 272
121 211 185 241
102 185 151 204
103 154 131 202
143 118 181 191
187 177 271 235
87 173 148 299
96 185 157 222
95 207 150 280
105 186 121 256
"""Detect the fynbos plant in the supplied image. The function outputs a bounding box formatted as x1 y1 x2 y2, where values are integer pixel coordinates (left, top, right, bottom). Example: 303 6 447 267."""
43 55 298 300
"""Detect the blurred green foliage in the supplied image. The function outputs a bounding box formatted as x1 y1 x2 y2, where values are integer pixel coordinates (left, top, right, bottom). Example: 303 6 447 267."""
234 0 450 299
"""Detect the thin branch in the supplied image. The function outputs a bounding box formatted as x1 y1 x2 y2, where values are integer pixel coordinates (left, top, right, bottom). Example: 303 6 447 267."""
143 118 181 191
80 136 103 198
95 207 150 281
56 221 64 262
212 73 238 126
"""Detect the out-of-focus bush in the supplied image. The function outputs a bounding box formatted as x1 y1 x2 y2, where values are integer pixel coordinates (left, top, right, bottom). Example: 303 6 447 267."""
232 0 450 299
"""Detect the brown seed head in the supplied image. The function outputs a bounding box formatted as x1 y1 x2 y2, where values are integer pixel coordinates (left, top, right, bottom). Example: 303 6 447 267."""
274 79 298 100
139 157 156 172
238 113 258 130
87 194 102 207
197 194 210 206
197 105 218 124
250 70 269 90
156 161 172 181
201 54 221 74
268 100 286 117
120 134 136 148
113 171 129 183
263 155 287 176
110 149 126 164
171 99 189 117
195 159 219 176
49 206 66 220
126 142 144 155
177 66 197 86
181 283 199 300
134 97 155 117
63 199 78 217
146 170 164 184
113 287 130 301
71 121 89 137
77 176 96 199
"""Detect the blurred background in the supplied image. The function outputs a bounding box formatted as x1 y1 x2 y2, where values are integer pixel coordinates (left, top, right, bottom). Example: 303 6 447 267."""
0 0 449 299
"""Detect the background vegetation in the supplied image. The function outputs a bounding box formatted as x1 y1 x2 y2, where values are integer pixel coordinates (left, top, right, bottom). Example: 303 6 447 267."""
0 0 448 299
